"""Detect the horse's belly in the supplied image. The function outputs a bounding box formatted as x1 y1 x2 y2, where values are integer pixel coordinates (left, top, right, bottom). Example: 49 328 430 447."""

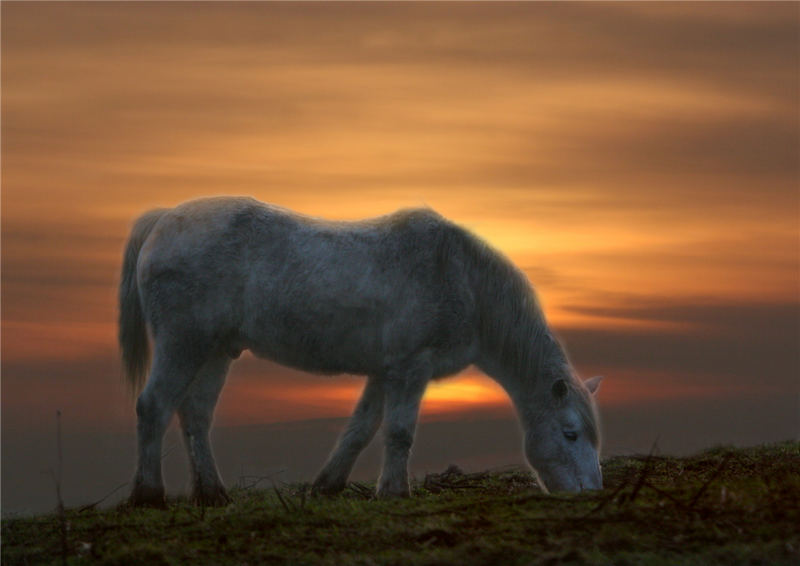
243 317 385 376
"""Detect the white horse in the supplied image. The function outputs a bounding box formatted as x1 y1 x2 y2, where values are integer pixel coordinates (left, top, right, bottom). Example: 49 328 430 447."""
119 197 603 506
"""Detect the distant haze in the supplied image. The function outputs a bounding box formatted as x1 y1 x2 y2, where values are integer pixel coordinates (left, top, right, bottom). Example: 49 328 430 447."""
2 2 798 515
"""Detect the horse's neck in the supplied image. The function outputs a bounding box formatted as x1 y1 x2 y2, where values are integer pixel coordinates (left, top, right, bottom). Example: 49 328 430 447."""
474 292 553 404
456 230 554 401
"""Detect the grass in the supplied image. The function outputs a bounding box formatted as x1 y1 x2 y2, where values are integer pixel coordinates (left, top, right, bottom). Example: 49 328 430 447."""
2 441 798 565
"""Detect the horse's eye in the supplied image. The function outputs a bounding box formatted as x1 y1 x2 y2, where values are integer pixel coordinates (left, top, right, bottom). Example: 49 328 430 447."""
563 430 578 442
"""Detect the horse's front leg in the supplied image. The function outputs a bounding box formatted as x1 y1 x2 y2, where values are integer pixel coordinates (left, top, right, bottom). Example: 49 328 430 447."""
377 362 430 498
313 377 385 495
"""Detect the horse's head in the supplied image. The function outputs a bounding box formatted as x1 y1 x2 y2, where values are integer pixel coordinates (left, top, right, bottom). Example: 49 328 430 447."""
523 374 603 493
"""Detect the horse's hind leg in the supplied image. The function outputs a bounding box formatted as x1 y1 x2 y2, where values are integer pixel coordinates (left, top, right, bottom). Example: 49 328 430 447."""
131 339 209 507
313 377 385 495
177 355 231 506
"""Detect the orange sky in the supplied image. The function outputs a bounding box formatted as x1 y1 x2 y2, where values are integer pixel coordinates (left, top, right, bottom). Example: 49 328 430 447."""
2 2 798 432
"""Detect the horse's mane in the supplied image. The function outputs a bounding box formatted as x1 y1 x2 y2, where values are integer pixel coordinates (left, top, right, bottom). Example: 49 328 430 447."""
439 221 553 381
440 220 599 445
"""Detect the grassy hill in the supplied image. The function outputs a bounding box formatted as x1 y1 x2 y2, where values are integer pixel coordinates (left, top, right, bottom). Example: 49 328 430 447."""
2 441 798 565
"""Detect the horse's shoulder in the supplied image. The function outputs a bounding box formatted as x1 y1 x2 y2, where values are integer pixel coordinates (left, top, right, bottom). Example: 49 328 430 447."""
385 207 451 238
390 206 444 223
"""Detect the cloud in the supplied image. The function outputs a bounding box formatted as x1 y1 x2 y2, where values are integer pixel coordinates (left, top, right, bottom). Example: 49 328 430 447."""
563 299 800 333
1 220 124 325
557 298 800 391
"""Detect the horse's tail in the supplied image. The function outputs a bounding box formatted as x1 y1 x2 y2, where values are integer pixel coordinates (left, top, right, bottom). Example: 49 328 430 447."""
119 208 167 394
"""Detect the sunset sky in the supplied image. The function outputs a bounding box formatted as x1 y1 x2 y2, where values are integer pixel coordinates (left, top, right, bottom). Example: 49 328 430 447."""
2 2 798 513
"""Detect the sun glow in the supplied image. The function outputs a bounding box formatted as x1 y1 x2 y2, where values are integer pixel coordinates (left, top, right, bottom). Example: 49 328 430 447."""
212 368 511 427
422 372 509 414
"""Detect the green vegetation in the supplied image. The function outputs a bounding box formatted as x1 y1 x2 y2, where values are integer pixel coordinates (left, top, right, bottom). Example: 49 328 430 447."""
3 442 798 565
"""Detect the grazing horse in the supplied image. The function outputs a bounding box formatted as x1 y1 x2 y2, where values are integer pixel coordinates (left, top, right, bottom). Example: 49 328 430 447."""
119 197 603 506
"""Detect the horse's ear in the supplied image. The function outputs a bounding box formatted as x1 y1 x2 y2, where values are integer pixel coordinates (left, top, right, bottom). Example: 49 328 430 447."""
551 379 569 400
584 375 604 395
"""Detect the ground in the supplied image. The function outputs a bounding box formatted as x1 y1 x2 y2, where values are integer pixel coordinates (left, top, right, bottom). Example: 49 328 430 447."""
2 441 798 565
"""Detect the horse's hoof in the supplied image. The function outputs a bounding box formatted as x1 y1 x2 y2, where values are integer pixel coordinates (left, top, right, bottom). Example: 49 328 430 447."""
130 484 166 508
192 485 231 507
376 486 411 499
311 479 346 496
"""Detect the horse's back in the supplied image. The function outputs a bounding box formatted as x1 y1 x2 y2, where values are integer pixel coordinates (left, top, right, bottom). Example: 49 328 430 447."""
237 204 471 374
140 196 447 261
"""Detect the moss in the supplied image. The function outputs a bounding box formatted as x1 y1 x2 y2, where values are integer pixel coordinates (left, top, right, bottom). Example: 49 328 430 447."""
2 441 798 566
